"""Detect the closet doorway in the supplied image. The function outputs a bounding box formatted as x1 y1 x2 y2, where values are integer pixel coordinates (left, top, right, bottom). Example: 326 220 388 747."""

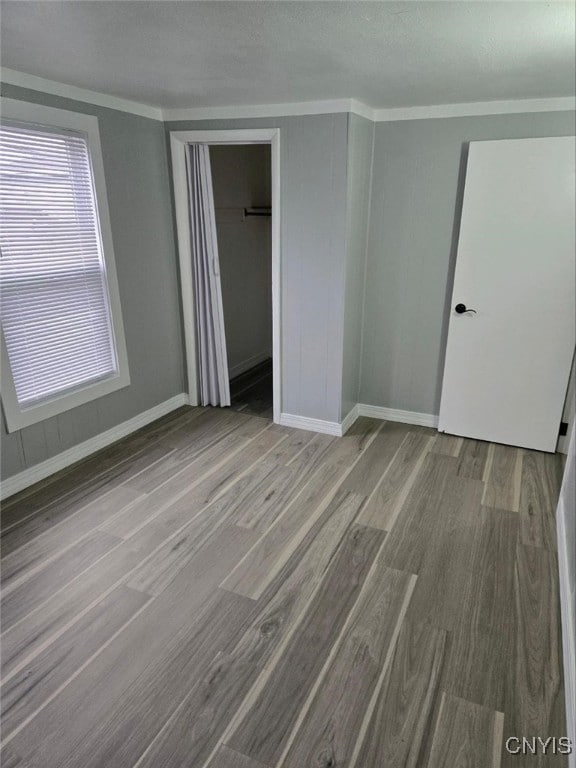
170 129 281 423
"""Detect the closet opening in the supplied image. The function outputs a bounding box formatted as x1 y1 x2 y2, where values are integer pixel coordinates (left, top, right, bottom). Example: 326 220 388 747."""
170 129 281 423
211 144 273 418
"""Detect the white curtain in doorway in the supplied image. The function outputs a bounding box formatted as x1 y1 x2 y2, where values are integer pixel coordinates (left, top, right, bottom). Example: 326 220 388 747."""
186 144 230 406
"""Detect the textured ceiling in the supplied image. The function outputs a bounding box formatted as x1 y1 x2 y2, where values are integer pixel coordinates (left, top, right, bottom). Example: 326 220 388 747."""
1 1 574 109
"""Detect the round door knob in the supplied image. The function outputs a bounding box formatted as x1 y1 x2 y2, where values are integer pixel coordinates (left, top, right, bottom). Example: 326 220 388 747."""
455 303 477 314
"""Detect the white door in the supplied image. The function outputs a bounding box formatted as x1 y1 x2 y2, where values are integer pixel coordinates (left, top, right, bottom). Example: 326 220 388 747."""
438 136 575 452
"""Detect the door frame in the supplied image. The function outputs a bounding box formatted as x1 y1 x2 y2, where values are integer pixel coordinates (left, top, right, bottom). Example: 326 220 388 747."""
170 129 281 422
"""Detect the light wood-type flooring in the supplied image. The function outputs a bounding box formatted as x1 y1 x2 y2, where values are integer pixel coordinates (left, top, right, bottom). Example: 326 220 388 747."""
0 407 567 767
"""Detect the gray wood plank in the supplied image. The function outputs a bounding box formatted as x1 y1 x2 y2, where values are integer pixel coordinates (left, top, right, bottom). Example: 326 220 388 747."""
132 492 369 768
229 463 299 532
2 585 150 738
268 427 329 466
1 530 122 631
519 451 564 549
221 423 381 600
482 443 523 512
426 693 504 768
1 440 168 543
441 506 519 711
379 453 483 575
1 486 143 587
221 460 353 599
101 424 286 539
227 522 385 767
205 746 268 768
171 425 291 508
354 620 449 768
1 542 142 678
454 438 490 479
430 432 464 457
7 532 256 768
0 745 36 768
404 475 485 630
278 430 339 490
127 409 264 493
357 431 434 531
340 421 410 495
1 406 202 531
501 543 567 768
280 563 415 768
332 415 382 458
125 467 268 596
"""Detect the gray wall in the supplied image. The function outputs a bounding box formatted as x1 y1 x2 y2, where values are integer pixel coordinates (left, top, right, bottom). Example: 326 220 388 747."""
0 83 184 479
167 114 349 423
360 110 576 416
341 114 374 420
210 145 272 378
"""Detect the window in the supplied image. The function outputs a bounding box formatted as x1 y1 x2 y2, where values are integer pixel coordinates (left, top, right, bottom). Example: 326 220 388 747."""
0 100 129 432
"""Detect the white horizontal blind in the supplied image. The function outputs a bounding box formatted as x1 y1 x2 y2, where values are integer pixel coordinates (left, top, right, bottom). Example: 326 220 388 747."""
0 121 118 408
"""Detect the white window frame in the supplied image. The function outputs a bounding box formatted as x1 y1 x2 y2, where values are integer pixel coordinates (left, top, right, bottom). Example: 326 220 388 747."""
0 98 130 432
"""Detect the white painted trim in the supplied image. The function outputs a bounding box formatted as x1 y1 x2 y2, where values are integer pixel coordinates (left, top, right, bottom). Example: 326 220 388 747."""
281 403 437 437
3 68 573 124
279 412 343 437
0 394 190 500
0 68 163 121
170 128 282 422
557 424 576 768
374 97 576 122
350 100 375 122
170 134 199 406
357 404 439 428
170 129 279 144
270 129 281 424
163 99 374 122
229 352 271 380
340 404 360 435
164 96 574 123
0 98 131 432
557 503 576 768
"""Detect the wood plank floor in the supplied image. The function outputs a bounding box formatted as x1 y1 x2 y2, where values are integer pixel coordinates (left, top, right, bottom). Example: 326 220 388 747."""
229 360 273 418
0 407 567 767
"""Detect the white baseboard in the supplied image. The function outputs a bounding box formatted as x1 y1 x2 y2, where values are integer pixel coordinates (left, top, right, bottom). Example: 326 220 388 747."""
279 404 437 438
229 352 271 380
340 404 360 435
356 403 439 428
1 393 190 500
557 503 576 768
279 412 343 437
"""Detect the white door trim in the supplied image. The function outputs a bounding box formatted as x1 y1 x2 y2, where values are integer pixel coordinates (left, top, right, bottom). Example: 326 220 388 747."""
170 128 281 423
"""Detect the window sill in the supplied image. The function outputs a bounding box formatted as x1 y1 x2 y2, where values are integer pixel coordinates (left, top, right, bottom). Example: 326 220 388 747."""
1 367 131 433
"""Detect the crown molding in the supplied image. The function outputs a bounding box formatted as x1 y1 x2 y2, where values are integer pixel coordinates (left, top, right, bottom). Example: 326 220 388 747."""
1 69 574 124
0 68 164 121
163 95 575 123
162 98 375 122
374 96 576 122
349 99 376 121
